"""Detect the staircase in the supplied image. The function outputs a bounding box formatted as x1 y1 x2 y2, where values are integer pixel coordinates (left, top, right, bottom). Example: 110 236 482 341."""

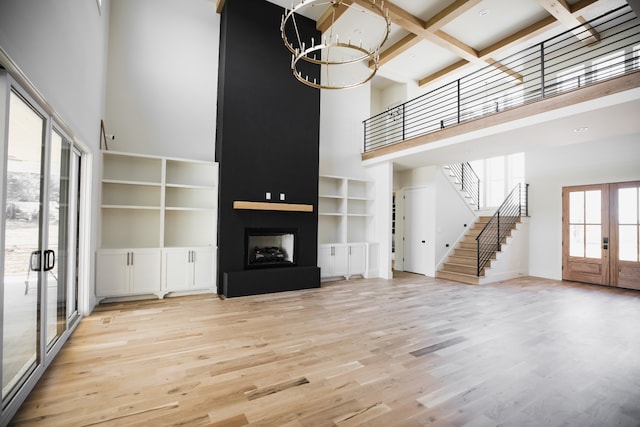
437 215 521 285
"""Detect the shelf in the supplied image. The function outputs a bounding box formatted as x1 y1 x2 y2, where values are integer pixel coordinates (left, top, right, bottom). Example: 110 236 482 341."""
166 159 217 187
100 151 218 251
103 152 162 183
318 175 374 245
102 205 161 210
233 201 313 212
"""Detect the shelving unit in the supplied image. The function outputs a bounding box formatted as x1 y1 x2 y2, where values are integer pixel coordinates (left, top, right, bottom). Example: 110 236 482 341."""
318 175 376 280
97 151 218 300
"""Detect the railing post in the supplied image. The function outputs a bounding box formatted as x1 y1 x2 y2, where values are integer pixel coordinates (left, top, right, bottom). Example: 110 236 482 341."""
363 120 367 153
477 237 480 276
457 79 461 124
497 211 501 251
525 183 529 216
461 163 465 191
402 104 406 141
477 179 481 210
540 42 546 99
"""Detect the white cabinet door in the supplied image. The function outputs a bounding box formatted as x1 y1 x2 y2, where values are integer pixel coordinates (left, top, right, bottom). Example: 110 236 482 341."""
348 244 367 277
192 247 215 289
130 249 161 294
96 251 129 297
318 245 333 277
163 247 215 292
333 245 349 277
163 249 191 292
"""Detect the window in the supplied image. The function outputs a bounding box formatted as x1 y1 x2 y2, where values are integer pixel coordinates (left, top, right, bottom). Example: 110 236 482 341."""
556 65 585 92
592 51 625 81
470 153 525 208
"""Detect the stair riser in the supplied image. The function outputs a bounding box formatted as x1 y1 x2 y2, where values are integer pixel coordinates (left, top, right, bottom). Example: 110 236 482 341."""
447 256 477 266
443 263 478 275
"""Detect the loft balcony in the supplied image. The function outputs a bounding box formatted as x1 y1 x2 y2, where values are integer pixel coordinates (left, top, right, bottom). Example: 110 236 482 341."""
362 5 640 163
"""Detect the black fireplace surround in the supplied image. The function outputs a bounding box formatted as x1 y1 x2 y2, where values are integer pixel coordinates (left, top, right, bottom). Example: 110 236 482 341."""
216 0 321 298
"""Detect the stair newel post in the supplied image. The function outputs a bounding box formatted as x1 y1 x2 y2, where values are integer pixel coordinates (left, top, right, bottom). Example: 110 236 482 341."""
476 236 480 277
497 212 501 252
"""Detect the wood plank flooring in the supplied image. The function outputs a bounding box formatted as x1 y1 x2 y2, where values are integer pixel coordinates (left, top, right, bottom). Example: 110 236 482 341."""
10 273 640 426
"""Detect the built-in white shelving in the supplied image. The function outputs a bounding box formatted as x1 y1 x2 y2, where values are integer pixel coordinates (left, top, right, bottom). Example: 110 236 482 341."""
97 151 218 300
318 175 376 280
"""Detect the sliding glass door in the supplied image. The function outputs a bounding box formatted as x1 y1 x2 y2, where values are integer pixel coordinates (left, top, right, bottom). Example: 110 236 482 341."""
2 90 46 403
1 76 82 421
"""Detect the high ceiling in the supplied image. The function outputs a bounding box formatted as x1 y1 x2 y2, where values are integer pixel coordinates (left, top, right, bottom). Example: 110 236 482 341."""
266 0 629 90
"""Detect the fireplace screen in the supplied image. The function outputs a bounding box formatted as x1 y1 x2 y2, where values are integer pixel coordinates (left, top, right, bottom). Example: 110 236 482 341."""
245 228 297 269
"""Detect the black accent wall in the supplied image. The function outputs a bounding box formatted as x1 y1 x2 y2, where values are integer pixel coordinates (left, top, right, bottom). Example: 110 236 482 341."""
216 0 321 297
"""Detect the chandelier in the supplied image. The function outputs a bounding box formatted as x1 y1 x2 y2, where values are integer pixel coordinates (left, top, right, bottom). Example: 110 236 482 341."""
281 0 391 90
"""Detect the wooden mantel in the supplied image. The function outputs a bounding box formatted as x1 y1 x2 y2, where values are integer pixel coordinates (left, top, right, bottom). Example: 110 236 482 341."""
233 201 314 212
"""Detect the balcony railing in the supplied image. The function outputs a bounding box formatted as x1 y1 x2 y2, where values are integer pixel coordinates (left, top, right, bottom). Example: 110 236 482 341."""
363 5 640 153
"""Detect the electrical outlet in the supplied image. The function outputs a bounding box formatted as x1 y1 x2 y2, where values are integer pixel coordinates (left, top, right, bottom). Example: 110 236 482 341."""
266 192 271 200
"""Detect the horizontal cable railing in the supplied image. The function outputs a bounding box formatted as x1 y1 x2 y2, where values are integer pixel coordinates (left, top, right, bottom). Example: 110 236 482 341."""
364 5 640 152
446 163 480 210
476 183 524 276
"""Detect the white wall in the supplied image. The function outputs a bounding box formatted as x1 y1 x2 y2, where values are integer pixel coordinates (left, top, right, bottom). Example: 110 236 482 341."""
105 0 219 161
527 134 640 279
0 0 110 146
0 0 111 313
319 83 371 178
435 169 478 266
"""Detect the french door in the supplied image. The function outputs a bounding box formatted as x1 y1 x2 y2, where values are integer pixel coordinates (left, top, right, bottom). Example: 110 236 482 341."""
1 78 81 418
562 182 640 290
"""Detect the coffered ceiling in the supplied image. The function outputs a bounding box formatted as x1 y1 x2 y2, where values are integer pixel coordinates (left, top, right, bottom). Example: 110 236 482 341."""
264 0 629 89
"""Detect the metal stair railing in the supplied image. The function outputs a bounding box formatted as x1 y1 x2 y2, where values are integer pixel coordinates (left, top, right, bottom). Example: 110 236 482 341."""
446 163 480 210
476 183 525 276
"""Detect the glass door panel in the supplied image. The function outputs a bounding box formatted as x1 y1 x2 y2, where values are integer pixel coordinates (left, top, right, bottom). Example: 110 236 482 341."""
611 182 640 290
562 185 609 285
45 130 71 350
2 91 45 401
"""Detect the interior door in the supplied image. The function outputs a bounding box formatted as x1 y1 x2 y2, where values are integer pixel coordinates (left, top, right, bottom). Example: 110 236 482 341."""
610 181 640 290
403 187 428 275
562 181 640 290
562 184 609 284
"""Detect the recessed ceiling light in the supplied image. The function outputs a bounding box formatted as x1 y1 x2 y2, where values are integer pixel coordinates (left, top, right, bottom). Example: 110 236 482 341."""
573 127 589 133
479 9 489 16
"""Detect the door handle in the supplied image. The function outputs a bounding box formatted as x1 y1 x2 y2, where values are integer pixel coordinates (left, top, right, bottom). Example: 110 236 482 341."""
29 250 41 271
44 250 55 271
421 240 426 243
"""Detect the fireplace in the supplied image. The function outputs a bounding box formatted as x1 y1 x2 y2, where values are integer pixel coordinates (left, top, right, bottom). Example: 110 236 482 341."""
245 228 297 269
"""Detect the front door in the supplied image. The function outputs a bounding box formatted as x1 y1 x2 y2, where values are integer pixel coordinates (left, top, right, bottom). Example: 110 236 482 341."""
562 181 640 290
610 181 640 290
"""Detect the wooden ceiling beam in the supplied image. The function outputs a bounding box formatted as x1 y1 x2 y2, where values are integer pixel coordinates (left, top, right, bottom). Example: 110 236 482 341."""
424 0 483 31
417 0 609 86
316 0 353 34
368 33 422 68
350 0 522 85
418 59 469 87
537 0 600 44
216 0 225 14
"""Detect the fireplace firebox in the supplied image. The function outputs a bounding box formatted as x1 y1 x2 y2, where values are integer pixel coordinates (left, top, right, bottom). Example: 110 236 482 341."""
245 228 298 269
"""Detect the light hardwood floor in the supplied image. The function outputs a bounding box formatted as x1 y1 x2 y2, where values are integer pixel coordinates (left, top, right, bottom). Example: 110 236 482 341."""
11 273 640 426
